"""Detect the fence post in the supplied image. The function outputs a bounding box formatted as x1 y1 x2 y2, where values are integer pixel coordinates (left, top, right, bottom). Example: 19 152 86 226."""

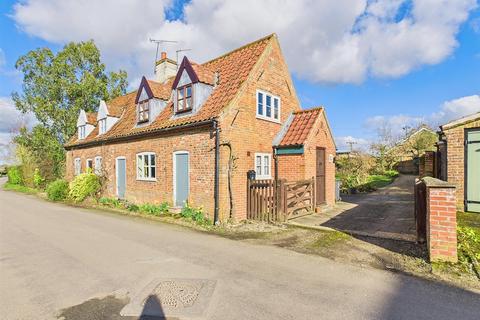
311 176 316 211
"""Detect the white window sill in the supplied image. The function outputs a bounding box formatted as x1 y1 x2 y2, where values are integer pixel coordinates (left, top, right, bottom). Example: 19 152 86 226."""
256 115 281 124
255 175 272 180
136 177 157 182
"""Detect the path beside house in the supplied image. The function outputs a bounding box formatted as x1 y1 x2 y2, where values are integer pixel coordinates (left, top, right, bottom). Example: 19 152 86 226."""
1 178 479 319
292 174 416 241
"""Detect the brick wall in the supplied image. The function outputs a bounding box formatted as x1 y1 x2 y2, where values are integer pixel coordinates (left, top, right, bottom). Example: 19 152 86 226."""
66 126 216 216
442 119 480 209
217 36 301 220
425 183 457 262
277 154 304 181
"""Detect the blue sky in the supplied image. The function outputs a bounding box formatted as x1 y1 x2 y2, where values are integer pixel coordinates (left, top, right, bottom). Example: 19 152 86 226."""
1 0 479 152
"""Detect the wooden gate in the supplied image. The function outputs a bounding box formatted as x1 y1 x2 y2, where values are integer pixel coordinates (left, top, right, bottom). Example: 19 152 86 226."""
247 178 315 222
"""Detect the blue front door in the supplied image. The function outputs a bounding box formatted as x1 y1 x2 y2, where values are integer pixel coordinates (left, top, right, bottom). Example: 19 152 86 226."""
117 158 126 199
174 152 189 207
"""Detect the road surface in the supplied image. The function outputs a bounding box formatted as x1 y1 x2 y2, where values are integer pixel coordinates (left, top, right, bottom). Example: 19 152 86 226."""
1 178 479 319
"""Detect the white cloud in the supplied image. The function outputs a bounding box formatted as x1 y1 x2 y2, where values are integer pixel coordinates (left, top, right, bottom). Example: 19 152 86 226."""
336 135 371 152
365 94 480 138
11 0 478 84
0 97 37 141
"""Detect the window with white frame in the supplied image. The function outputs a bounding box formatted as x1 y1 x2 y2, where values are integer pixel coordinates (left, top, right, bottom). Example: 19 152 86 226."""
86 159 93 172
136 152 156 180
256 90 280 122
94 156 102 175
74 158 81 176
176 84 193 113
78 125 86 139
98 118 107 134
254 153 272 179
137 100 150 123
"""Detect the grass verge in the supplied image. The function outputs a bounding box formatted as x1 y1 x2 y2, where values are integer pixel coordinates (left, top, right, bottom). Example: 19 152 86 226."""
3 182 39 194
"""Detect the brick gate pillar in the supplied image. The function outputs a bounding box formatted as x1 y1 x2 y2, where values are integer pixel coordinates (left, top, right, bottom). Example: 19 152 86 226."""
423 177 457 263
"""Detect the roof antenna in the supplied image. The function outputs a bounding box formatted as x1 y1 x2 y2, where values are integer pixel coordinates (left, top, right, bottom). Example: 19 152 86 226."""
149 39 178 73
176 48 192 69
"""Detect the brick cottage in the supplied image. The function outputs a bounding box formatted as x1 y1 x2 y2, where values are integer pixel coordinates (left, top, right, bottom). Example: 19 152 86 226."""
65 34 336 222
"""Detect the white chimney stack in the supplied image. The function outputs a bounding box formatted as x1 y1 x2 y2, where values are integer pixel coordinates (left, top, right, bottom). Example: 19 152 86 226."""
155 52 177 83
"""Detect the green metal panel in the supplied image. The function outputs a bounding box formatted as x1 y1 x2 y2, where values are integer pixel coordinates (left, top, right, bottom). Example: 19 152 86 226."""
276 146 304 155
466 129 480 213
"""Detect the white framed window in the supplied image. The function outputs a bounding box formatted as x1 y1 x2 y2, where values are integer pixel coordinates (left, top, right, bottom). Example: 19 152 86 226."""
78 125 86 139
94 156 102 175
86 159 93 172
74 158 81 176
98 118 107 134
256 90 280 122
254 153 272 179
137 100 150 123
136 152 156 181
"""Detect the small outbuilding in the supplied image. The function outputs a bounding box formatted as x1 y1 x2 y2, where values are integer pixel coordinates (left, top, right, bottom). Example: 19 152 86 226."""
439 112 480 213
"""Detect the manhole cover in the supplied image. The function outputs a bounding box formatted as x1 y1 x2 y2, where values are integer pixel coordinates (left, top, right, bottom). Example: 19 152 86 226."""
122 278 216 318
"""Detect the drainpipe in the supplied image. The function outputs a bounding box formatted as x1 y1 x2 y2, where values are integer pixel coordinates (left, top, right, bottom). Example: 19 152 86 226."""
213 120 220 225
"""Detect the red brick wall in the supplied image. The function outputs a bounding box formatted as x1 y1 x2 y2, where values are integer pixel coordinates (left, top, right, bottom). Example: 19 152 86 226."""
66 126 216 215
217 36 301 220
277 154 305 181
426 186 457 262
303 113 336 206
443 119 480 209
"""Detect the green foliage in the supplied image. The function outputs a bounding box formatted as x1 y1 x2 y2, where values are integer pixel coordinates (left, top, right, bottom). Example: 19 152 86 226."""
13 41 128 143
11 40 128 182
98 197 121 207
138 202 169 216
68 173 101 203
33 168 45 189
457 226 480 277
126 203 139 212
46 179 69 201
180 204 211 225
3 182 38 194
7 166 23 185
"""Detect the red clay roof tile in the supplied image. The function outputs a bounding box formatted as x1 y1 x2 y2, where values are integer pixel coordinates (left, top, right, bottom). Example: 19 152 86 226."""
279 108 323 147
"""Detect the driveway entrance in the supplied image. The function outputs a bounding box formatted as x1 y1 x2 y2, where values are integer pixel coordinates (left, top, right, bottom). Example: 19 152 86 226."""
292 175 416 241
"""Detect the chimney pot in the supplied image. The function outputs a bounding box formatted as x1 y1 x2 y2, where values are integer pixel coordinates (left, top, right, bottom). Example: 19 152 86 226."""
161 51 167 60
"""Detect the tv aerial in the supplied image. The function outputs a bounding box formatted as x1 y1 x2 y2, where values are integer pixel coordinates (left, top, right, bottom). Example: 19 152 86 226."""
149 39 178 72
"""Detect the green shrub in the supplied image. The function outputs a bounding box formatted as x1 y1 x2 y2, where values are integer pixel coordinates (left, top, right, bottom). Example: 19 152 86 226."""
180 204 211 225
384 170 399 178
7 166 23 185
33 168 45 189
46 179 69 201
139 202 169 216
68 173 101 203
457 226 480 276
126 203 139 212
99 197 122 208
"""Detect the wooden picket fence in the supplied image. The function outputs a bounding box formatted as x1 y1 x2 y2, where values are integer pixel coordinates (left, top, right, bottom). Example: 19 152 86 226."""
247 178 315 222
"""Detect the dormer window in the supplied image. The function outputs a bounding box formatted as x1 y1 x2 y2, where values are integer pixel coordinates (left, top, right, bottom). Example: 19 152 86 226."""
98 118 107 134
176 84 193 113
138 99 150 123
78 125 86 139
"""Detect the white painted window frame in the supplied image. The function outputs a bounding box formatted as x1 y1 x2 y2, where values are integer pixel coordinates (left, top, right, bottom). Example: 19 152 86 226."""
254 153 272 179
98 118 107 135
94 156 102 175
78 125 86 139
74 158 81 176
136 152 156 181
172 150 190 207
256 89 281 123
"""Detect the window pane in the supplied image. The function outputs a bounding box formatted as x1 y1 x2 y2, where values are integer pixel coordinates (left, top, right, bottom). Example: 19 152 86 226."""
273 98 279 119
256 156 262 175
186 97 192 110
178 88 184 99
264 155 269 175
266 95 271 117
186 86 192 97
178 99 184 111
150 154 155 166
257 92 263 115
137 155 143 177
150 166 156 178
144 154 149 166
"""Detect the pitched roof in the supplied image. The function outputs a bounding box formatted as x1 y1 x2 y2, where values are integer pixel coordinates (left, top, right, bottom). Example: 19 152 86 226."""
106 92 136 117
86 112 97 125
279 108 323 147
440 111 480 130
191 63 215 85
66 34 275 148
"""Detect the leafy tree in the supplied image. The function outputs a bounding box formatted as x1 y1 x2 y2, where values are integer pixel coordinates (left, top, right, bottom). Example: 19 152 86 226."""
12 40 127 144
12 40 128 180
